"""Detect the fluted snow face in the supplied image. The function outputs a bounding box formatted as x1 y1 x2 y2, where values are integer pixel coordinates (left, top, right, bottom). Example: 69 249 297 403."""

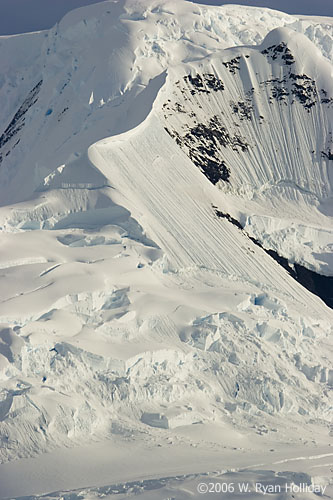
159 27 333 275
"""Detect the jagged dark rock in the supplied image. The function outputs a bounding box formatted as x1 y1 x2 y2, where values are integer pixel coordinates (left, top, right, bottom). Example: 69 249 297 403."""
231 99 254 120
213 206 243 230
222 57 241 74
321 149 333 160
183 73 224 95
165 114 252 184
0 80 43 164
214 208 333 309
261 42 295 65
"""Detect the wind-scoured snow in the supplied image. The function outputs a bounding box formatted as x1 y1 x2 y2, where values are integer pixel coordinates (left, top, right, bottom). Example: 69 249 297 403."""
0 1 332 499
160 27 333 275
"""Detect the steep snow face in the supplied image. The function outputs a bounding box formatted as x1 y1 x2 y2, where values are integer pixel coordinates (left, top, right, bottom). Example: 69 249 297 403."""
160 27 333 275
0 1 331 274
0 0 332 205
0 0 332 483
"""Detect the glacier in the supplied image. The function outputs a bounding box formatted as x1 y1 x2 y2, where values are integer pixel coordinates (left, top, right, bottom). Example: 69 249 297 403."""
0 1 332 499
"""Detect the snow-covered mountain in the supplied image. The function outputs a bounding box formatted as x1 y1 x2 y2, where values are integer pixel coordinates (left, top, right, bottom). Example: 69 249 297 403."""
0 1 332 498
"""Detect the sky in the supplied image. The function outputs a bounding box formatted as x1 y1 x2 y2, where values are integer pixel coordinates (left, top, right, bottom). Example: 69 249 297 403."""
0 0 332 36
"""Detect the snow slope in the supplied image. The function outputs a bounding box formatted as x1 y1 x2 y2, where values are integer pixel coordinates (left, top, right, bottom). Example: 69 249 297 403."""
0 0 332 498
160 27 333 275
